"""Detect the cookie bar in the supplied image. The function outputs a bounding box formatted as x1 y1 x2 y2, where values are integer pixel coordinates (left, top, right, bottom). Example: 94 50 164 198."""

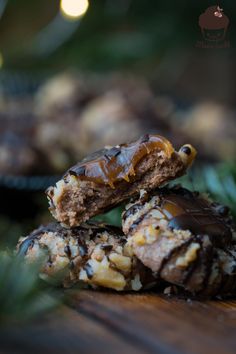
47 134 196 227
17 222 157 291
122 186 236 296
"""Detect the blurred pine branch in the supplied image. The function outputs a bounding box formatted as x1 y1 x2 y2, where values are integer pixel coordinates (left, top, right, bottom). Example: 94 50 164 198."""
0 251 60 324
174 162 236 218
93 204 124 227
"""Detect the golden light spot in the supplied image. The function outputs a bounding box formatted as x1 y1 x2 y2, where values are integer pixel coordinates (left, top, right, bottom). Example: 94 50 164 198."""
60 0 89 20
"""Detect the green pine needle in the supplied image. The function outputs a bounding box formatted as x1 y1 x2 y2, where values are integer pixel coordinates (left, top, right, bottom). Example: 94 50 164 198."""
0 251 60 324
173 162 236 218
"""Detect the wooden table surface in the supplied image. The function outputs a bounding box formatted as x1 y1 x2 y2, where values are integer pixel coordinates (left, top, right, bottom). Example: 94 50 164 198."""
1 290 236 354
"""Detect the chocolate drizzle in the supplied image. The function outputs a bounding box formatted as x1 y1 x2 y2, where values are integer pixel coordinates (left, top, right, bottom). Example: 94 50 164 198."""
18 221 121 258
124 186 233 247
84 263 94 279
158 237 195 277
66 134 174 188
101 244 113 252
64 245 71 257
18 223 63 256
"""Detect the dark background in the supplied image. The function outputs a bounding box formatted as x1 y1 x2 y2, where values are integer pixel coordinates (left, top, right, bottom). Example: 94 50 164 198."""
0 0 235 247
0 0 235 104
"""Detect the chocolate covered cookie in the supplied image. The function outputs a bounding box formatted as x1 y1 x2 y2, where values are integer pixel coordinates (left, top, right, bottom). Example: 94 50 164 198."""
47 134 196 227
17 221 157 291
122 186 236 296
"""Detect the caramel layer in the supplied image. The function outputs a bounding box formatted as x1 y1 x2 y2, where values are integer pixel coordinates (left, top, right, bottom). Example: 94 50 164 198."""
67 134 174 188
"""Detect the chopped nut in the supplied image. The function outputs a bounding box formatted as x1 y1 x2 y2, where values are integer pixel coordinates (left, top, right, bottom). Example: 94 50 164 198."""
163 286 172 295
131 274 142 291
80 258 126 291
91 245 105 261
176 243 200 268
109 252 131 272
123 242 134 257
133 232 146 246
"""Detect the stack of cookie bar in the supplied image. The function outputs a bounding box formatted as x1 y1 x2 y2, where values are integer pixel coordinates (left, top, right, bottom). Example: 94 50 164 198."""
17 134 236 297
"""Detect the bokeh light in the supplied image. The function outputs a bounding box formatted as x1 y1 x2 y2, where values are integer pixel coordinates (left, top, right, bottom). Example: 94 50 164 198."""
60 0 89 20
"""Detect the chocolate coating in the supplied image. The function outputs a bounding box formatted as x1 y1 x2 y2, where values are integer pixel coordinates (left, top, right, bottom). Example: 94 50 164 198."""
154 187 232 247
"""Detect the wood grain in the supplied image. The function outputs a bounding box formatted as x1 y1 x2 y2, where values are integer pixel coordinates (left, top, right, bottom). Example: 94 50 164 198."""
69 290 236 354
0 305 142 354
1 291 236 354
